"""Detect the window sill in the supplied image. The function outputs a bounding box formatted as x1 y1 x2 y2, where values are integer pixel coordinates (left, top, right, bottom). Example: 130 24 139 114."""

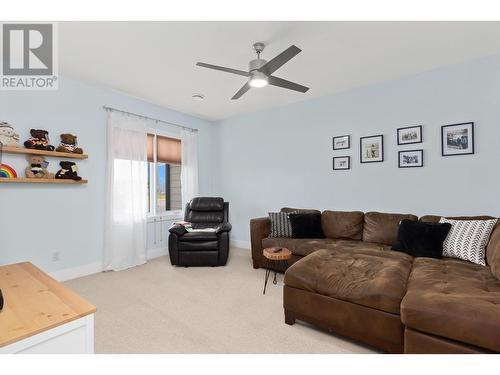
147 212 183 223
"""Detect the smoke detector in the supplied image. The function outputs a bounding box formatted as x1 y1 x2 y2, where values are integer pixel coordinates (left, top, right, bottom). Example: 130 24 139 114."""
192 93 205 102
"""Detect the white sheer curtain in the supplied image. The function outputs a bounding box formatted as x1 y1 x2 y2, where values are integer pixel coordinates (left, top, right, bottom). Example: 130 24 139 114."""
180 128 199 212
104 111 148 271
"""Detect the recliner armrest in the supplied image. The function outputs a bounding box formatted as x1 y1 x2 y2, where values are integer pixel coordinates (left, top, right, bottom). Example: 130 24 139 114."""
215 222 232 234
169 223 188 236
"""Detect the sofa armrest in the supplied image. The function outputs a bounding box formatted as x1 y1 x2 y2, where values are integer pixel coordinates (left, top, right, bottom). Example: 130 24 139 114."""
215 222 232 234
250 216 271 269
486 222 500 280
169 223 187 236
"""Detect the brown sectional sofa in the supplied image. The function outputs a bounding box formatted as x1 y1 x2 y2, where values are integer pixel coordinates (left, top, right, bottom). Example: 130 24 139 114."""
250 208 500 353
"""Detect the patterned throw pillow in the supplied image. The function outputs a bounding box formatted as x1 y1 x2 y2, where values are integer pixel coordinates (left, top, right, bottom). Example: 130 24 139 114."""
268 212 297 238
439 217 497 265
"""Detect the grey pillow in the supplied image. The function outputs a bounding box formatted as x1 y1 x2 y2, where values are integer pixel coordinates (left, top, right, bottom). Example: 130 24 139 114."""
268 211 297 238
439 217 497 265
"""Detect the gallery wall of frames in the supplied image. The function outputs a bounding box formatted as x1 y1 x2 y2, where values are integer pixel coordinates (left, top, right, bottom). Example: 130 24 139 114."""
332 122 475 171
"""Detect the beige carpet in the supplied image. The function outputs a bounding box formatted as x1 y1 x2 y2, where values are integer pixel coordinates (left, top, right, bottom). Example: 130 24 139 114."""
65 248 378 354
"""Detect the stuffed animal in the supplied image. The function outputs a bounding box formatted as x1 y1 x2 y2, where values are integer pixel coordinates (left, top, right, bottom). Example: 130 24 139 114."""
25 155 54 178
0 122 20 147
55 161 82 181
24 129 55 151
56 133 83 154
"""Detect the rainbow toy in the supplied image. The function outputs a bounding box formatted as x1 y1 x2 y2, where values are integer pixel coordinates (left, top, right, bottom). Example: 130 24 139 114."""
0 164 17 178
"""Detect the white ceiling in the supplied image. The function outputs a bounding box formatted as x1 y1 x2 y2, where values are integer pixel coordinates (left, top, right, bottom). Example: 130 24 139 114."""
60 21 500 121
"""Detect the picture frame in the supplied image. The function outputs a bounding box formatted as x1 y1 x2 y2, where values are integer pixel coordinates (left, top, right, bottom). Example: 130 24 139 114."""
398 149 423 168
333 135 350 150
397 125 422 145
333 156 350 170
360 135 384 163
441 122 474 156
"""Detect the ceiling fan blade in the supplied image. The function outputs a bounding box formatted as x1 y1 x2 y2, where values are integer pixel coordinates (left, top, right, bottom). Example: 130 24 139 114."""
196 62 250 77
268 76 309 93
259 45 301 76
231 82 251 100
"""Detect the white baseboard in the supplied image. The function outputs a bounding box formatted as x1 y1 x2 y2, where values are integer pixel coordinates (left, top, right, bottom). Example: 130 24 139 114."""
49 247 168 282
49 261 103 282
50 243 245 282
147 247 168 259
231 239 251 249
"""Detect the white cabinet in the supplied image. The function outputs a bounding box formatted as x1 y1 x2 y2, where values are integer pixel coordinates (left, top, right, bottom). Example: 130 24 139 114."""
1 315 94 354
0 262 96 354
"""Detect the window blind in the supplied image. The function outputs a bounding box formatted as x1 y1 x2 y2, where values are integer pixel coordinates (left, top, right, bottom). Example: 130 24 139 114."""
147 133 181 164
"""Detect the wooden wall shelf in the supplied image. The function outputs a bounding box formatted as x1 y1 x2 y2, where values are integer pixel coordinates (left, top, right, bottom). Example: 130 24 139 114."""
0 178 88 184
1 146 88 160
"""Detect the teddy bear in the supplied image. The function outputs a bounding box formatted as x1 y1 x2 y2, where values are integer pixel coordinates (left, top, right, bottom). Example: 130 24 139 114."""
24 129 55 151
55 133 84 154
25 156 54 178
0 122 20 147
55 161 82 181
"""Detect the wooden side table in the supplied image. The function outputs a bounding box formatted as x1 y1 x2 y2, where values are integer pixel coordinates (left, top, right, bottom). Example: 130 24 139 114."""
262 247 292 295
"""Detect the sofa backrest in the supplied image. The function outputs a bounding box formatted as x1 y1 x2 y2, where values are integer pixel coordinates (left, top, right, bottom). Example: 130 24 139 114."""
363 212 418 245
321 210 364 240
420 215 497 223
185 197 228 223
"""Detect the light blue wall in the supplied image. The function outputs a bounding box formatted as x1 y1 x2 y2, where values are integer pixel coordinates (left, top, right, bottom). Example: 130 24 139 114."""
214 55 500 243
0 76 214 272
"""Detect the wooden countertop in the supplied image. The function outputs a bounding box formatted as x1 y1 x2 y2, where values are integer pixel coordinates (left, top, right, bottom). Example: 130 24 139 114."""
0 262 96 347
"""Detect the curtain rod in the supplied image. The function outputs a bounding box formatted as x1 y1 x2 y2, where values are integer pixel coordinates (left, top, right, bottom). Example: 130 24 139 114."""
102 106 198 132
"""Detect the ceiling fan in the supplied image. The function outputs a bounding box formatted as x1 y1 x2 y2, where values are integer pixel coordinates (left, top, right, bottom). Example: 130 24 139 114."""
196 42 310 100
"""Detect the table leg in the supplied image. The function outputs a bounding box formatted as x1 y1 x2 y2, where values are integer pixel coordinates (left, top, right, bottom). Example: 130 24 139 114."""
263 259 272 295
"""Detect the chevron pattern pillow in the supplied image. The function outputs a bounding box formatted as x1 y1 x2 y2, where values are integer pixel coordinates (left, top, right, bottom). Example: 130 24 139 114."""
268 211 297 238
439 217 497 265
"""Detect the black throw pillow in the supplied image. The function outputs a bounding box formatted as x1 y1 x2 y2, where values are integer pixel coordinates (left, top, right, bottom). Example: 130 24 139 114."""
392 219 452 258
289 213 325 239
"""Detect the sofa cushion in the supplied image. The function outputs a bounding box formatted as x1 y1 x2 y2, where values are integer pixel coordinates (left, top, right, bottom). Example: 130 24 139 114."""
363 212 418 245
401 257 500 352
261 237 338 257
321 210 364 240
284 246 413 314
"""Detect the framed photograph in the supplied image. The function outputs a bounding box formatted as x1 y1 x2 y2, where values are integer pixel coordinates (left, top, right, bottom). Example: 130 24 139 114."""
360 135 384 163
441 122 474 156
397 125 422 145
333 156 350 170
398 149 423 168
333 135 350 150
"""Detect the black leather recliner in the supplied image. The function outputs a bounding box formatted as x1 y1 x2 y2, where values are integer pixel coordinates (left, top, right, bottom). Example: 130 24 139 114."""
168 197 232 267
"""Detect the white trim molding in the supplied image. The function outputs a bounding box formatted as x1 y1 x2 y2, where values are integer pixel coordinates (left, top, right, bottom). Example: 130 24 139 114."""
231 239 251 250
147 247 168 260
49 261 103 282
49 247 169 282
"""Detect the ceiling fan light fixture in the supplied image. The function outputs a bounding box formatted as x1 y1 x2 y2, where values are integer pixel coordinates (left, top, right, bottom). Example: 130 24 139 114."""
249 71 268 88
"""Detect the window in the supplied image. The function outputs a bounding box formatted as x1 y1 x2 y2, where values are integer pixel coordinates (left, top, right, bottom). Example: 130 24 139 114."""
147 133 182 216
